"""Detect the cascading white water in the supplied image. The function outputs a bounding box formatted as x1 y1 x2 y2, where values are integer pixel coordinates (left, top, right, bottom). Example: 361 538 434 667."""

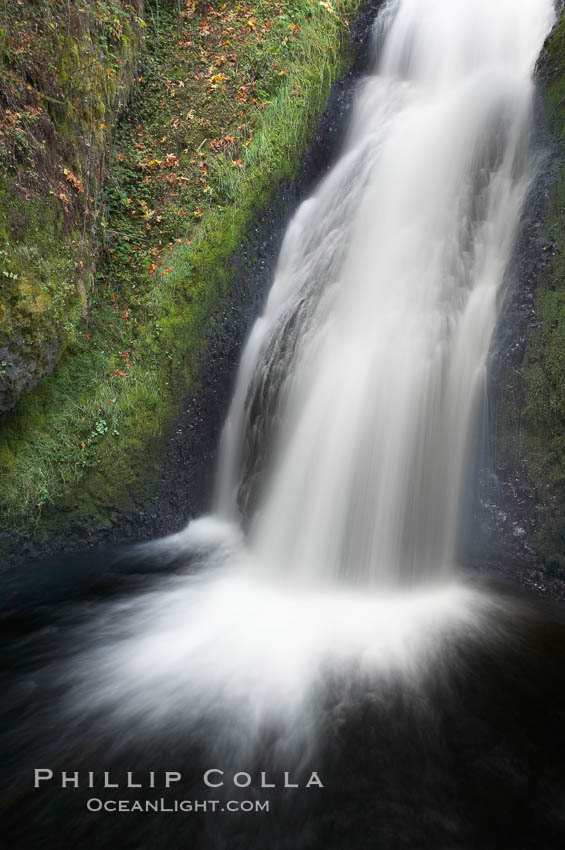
216 0 554 586
65 0 556 749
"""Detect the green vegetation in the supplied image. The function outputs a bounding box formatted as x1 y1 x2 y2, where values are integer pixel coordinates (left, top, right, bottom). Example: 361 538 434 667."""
0 0 145 412
0 0 362 533
495 15 565 568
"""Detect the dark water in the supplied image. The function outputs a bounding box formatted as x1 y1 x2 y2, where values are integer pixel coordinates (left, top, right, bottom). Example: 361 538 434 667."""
2 549 565 850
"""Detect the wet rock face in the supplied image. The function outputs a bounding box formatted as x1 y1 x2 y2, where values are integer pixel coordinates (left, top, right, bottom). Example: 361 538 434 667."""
472 14 565 575
0 324 61 414
1 346 51 415
0 225 77 414
0 2 143 414
474 114 557 565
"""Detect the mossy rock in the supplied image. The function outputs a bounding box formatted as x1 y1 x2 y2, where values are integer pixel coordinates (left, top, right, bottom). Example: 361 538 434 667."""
0 0 144 412
494 11 565 565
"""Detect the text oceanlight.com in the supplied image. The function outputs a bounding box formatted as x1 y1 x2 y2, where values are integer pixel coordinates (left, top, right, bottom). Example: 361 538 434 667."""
86 799 270 813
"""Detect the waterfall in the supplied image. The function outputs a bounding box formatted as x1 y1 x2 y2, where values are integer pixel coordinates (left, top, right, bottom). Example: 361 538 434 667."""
60 0 556 752
215 0 555 587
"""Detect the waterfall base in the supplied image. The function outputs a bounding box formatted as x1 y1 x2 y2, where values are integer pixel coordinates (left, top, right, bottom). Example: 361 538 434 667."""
2 540 565 849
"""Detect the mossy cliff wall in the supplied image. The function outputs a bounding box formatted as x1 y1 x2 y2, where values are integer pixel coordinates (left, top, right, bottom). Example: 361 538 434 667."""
0 0 367 544
0 0 145 413
492 12 565 571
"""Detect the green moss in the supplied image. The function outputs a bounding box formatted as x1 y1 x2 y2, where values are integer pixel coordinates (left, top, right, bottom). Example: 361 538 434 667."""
0 0 145 415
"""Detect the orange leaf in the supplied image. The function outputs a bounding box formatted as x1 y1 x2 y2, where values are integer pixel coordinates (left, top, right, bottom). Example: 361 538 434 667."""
63 168 84 192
